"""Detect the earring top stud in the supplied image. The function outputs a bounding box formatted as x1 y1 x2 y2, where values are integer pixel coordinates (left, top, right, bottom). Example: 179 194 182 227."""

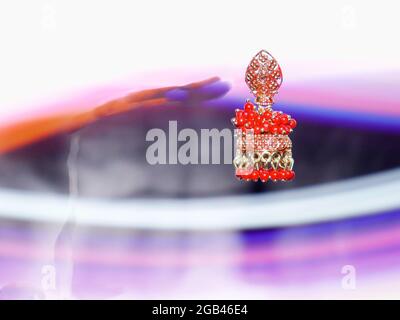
245 50 283 107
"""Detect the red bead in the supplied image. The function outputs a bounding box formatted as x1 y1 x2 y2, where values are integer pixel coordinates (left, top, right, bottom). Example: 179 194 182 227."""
280 115 289 124
255 116 263 128
277 169 286 180
262 122 270 132
277 126 285 134
282 169 292 180
283 125 291 134
262 111 272 120
236 110 244 119
247 111 256 121
289 119 297 129
278 170 286 180
246 120 255 129
250 170 259 181
254 126 261 134
270 170 279 181
244 102 254 112
287 170 295 180
273 111 281 119
270 125 279 134
236 117 245 127
272 116 281 125
259 169 269 182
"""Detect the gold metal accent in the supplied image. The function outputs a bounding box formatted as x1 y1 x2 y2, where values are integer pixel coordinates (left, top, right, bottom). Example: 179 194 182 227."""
236 149 294 171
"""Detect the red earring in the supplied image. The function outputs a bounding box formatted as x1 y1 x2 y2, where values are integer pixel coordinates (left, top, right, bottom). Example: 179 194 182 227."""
233 50 296 182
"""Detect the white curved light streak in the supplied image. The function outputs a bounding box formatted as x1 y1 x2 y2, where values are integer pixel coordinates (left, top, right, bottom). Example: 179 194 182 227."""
0 168 399 230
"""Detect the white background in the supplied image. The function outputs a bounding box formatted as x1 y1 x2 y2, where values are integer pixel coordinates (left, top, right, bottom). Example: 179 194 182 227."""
0 0 398 115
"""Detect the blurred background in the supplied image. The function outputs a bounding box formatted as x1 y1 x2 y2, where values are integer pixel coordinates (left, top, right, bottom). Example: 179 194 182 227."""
0 0 400 299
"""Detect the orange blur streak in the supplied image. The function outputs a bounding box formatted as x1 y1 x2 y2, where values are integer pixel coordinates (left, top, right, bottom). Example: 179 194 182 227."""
0 77 220 155
0 97 168 155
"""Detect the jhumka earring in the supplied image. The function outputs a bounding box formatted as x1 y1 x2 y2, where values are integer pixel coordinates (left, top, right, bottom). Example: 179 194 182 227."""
232 50 296 182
